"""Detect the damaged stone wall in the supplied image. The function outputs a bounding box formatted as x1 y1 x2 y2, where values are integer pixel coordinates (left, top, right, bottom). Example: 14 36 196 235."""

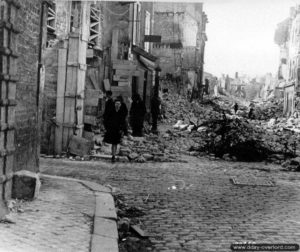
14 0 41 173
102 2 130 49
152 2 203 76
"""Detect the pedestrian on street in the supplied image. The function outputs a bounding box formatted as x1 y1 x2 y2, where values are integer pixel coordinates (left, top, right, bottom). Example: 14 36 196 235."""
103 98 125 162
117 95 129 137
204 78 209 95
151 90 161 134
234 102 239 114
130 93 146 137
248 106 255 119
187 81 192 99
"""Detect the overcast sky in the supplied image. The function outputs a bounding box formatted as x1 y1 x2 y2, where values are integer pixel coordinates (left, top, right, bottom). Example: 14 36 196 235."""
201 0 299 78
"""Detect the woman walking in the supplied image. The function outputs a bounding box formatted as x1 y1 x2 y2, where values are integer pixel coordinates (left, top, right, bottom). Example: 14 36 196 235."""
130 93 146 137
103 98 125 162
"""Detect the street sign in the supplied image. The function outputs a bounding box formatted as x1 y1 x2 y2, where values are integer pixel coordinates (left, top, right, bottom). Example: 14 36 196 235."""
144 35 161 43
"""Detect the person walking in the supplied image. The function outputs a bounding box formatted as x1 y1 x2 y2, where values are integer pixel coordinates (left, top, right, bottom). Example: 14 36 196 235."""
103 98 125 162
234 102 239 114
117 95 129 137
151 90 161 134
129 93 146 137
204 78 209 95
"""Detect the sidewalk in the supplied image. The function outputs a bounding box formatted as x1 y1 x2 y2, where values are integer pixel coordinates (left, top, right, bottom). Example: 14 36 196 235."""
0 174 118 252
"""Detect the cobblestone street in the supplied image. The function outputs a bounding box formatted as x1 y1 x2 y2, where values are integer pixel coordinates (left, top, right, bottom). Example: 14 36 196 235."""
41 156 300 252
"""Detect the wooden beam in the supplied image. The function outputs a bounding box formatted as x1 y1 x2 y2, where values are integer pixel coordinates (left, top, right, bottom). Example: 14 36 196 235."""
55 49 67 154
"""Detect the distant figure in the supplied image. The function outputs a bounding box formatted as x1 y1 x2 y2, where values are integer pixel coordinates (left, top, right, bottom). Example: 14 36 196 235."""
213 77 219 97
117 95 129 137
234 103 239 114
187 81 192 98
204 78 209 95
151 91 161 134
103 98 125 162
130 93 146 137
248 107 255 119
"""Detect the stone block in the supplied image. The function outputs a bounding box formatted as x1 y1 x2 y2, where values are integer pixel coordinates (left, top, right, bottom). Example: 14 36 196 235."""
68 135 93 156
94 217 118 239
95 193 117 220
12 170 40 200
142 153 154 161
128 152 139 160
119 147 131 156
117 156 129 162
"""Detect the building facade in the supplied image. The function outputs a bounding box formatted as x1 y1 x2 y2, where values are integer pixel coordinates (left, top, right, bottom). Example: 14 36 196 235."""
152 2 207 92
275 5 300 116
39 1 158 155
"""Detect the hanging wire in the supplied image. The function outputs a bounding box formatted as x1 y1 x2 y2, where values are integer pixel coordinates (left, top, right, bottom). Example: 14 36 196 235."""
99 3 129 16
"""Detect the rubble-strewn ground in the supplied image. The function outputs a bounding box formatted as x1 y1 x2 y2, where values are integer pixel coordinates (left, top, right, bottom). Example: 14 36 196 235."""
57 82 300 171
40 157 300 252
83 83 300 168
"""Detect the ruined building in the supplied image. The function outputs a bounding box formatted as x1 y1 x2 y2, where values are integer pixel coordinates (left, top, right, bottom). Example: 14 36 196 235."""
152 2 208 90
40 1 158 155
275 5 300 116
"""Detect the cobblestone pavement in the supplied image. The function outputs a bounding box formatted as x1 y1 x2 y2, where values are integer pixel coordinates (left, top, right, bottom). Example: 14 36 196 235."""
0 177 94 252
40 157 300 252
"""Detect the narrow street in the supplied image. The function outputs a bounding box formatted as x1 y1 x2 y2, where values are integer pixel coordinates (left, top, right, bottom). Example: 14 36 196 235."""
2 1 300 251
41 155 300 252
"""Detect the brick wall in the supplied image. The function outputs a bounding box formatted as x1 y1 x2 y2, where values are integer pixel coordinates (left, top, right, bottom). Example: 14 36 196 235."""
14 0 41 172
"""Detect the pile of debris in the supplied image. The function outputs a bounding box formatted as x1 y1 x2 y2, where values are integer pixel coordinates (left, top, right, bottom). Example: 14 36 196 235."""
89 132 184 163
62 85 300 166
254 98 284 120
162 91 299 163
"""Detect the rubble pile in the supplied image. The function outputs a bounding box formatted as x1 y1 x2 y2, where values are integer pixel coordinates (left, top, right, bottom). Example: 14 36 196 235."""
162 91 299 162
118 135 181 163
191 116 299 161
281 157 300 171
85 84 300 165
254 98 284 120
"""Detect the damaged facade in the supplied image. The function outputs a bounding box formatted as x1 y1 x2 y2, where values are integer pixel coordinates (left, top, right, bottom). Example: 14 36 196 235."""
152 2 208 91
275 5 300 116
40 1 158 155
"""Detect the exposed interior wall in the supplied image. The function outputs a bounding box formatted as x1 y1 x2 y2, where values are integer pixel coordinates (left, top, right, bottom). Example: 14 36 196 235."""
152 2 204 76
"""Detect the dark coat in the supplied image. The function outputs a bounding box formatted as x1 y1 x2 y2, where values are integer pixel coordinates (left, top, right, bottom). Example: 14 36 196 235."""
103 98 114 129
103 108 125 144
130 100 146 129
120 102 128 121
151 96 161 117
130 100 146 120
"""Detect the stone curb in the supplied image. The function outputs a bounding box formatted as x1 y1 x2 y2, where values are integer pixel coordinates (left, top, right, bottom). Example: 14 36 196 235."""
40 174 119 252
91 191 119 252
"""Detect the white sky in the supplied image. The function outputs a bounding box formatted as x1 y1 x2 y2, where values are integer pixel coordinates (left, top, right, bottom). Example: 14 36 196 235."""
201 0 299 78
